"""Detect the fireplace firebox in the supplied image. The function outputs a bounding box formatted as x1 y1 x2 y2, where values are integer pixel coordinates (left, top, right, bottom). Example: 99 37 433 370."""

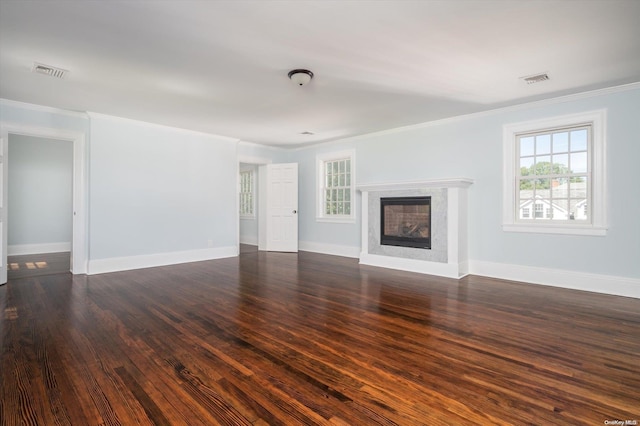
380 196 431 249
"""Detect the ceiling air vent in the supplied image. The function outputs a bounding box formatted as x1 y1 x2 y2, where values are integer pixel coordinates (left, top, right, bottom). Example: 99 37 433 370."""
522 73 549 85
32 62 68 79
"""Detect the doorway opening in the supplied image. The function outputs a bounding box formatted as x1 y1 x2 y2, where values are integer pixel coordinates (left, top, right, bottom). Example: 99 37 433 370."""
7 134 73 279
1 123 87 284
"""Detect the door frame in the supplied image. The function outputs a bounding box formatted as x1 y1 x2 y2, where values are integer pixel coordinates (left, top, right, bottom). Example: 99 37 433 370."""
1 123 88 280
237 155 271 255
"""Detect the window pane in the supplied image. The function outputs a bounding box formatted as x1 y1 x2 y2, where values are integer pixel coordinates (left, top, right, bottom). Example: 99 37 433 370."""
569 176 587 198
520 136 534 156
535 178 550 191
345 203 351 215
536 134 551 155
552 153 569 171
325 189 332 202
552 132 569 153
570 152 587 173
551 178 568 198
519 179 534 190
338 189 344 201
333 175 339 186
339 161 345 173
333 162 339 174
346 174 351 186
345 189 350 201
346 160 351 173
553 199 569 220
534 156 551 173
339 173 345 186
332 189 338 203
571 129 588 151
520 156 534 171
570 199 588 220
337 202 344 215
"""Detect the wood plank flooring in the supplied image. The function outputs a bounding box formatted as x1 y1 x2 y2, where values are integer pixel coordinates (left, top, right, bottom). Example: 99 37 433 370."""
7 252 70 280
1 250 639 425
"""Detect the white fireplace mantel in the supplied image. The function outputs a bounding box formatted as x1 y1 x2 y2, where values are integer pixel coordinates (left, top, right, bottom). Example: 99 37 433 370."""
357 178 473 279
356 178 473 192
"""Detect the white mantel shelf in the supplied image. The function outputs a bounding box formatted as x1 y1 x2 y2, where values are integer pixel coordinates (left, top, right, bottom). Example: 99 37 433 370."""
357 178 473 192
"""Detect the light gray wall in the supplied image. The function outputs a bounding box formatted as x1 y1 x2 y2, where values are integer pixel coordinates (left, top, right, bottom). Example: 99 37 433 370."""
8 134 73 248
287 86 640 279
89 115 238 259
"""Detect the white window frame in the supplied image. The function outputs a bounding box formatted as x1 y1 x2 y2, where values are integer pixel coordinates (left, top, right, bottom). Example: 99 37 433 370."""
239 170 255 218
503 110 607 236
316 149 356 223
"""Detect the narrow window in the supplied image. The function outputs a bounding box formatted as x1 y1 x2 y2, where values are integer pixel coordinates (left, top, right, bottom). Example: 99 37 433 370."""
317 150 356 222
239 170 254 217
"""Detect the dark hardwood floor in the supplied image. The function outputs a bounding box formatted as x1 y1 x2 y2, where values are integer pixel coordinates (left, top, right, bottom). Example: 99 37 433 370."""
7 252 71 280
1 250 638 425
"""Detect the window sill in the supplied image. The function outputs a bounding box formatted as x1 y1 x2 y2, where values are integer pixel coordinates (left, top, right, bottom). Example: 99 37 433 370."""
240 215 256 220
316 216 356 224
502 223 607 236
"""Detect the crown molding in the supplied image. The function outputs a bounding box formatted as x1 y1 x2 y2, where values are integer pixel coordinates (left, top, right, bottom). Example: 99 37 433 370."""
293 81 640 151
0 98 89 119
238 140 287 151
87 112 239 143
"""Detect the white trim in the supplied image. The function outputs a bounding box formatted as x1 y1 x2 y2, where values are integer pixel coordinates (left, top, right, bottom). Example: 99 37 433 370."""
238 154 273 165
239 236 258 245
299 241 360 258
357 178 473 192
316 149 356 222
87 112 239 143
8 242 71 256
291 82 640 151
360 252 465 279
469 260 640 299
1 123 88 274
502 109 607 236
502 224 607 236
238 140 287 152
0 98 89 119
87 246 237 275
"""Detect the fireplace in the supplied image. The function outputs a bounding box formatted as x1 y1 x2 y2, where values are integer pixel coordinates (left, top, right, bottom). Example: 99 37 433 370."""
380 196 431 249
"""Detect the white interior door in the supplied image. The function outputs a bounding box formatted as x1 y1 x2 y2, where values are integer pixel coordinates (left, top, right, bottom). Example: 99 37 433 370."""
266 163 298 252
1 137 6 284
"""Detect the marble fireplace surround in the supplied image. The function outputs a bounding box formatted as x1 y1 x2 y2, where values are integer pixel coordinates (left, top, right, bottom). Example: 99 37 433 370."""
357 178 473 279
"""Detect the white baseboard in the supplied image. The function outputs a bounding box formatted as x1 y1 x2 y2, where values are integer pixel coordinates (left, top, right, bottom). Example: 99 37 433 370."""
239 236 258 245
469 260 640 299
8 242 71 256
87 246 237 275
299 241 360 258
360 252 464 279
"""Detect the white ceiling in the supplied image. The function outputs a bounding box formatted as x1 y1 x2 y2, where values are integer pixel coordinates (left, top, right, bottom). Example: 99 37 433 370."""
1 0 639 147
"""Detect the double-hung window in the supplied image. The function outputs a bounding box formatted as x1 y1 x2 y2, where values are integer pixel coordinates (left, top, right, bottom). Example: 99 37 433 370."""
503 110 606 235
239 170 254 217
317 150 356 222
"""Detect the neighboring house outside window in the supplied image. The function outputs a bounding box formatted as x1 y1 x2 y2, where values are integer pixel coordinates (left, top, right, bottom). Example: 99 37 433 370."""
317 150 356 222
503 110 607 236
239 170 254 217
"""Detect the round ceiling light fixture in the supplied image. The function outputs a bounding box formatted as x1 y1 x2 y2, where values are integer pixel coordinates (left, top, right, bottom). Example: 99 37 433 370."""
288 69 314 86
